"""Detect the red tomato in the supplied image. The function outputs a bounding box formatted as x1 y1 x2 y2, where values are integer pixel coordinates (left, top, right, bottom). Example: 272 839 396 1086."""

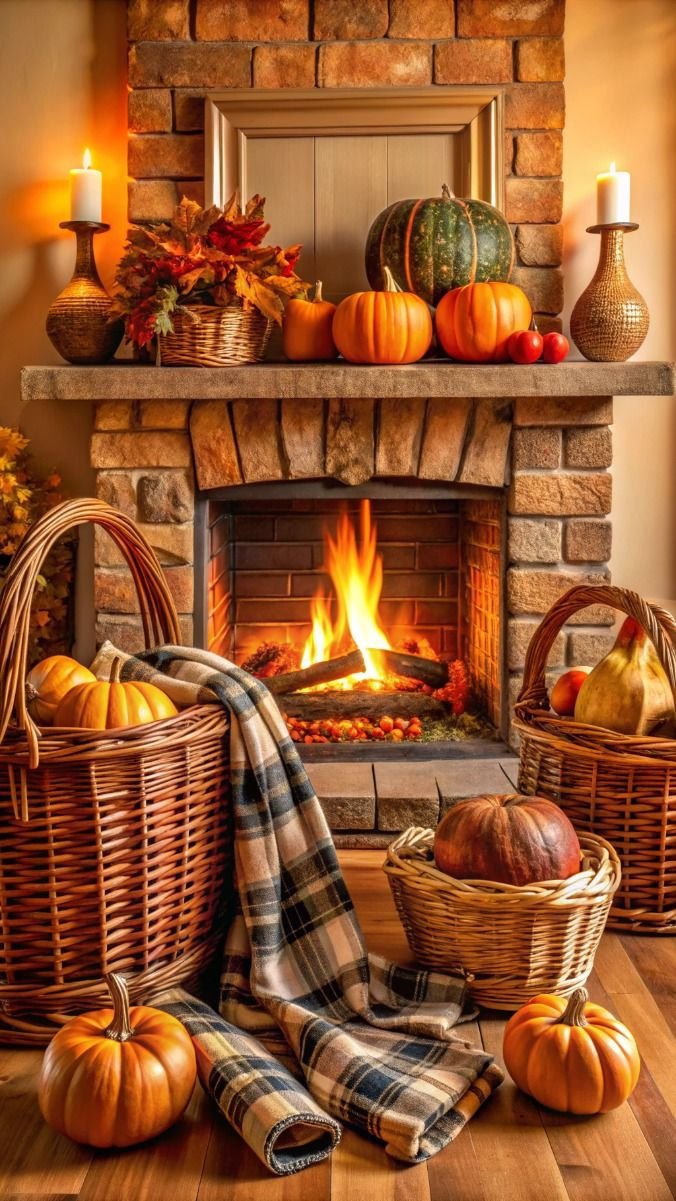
507 330 543 364
542 332 570 364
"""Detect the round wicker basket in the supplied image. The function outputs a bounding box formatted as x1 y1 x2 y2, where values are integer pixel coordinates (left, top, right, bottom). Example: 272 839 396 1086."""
0 499 232 1045
383 827 620 1010
514 584 676 934
159 303 272 367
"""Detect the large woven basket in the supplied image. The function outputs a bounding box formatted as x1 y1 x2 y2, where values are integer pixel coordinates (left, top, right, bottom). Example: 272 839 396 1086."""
514 584 676 935
159 303 272 367
384 826 620 1010
0 499 232 1045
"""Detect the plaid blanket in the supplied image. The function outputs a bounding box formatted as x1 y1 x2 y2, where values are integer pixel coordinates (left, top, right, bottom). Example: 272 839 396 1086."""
94 642 502 1175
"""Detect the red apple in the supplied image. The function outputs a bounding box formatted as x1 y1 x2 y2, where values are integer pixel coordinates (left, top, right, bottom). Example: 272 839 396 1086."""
551 667 591 716
542 332 570 363
507 330 543 364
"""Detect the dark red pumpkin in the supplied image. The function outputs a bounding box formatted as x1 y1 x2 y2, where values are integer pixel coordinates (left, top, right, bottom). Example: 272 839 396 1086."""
434 794 581 886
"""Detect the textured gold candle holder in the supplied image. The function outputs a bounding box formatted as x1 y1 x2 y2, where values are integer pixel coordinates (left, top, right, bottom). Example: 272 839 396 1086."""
570 223 649 362
46 221 123 364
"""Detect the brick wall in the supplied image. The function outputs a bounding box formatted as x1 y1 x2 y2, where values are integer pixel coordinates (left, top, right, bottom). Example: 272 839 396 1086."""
126 0 565 324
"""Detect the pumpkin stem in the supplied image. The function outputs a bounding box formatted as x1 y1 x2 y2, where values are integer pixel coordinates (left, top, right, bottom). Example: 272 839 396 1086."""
382 265 403 294
25 682 38 704
441 183 455 200
104 972 134 1042
559 987 589 1028
314 280 324 303
109 657 122 685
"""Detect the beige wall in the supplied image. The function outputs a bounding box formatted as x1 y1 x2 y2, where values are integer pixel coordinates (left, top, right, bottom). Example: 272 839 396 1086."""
564 0 676 606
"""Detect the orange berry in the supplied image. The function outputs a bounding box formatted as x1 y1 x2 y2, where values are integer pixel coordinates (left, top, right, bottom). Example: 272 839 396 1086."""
391 728 404 741
379 716 394 733
348 727 360 740
394 717 409 731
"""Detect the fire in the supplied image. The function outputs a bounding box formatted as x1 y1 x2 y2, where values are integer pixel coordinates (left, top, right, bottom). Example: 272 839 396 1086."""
301 500 392 686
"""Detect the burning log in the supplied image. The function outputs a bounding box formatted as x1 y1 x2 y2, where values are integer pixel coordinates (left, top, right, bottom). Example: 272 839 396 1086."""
266 648 449 695
379 650 449 689
279 692 447 720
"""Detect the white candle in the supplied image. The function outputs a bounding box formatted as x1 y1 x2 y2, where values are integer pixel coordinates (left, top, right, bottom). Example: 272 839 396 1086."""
596 162 630 225
70 148 102 222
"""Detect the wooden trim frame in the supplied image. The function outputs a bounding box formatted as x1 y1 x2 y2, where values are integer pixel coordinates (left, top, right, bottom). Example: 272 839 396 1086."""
205 87 505 211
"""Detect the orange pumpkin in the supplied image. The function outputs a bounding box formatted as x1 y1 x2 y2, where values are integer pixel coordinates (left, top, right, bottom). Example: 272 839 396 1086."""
435 280 532 362
26 655 96 725
283 279 338 361
54 657 178 729
332 266 432 365
503 988 641 1114
38 973 196 1147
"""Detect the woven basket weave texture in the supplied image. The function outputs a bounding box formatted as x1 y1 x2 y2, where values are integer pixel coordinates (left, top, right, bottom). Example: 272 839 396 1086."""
160 303 272 367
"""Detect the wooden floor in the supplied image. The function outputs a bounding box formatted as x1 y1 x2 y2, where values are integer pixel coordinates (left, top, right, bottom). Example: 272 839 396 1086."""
2 850 676 1201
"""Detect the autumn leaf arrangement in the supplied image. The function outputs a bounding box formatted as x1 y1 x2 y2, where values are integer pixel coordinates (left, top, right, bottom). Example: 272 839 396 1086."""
111 194 309 351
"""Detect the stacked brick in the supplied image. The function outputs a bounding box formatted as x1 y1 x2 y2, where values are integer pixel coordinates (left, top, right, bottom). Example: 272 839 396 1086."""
126 0 565 327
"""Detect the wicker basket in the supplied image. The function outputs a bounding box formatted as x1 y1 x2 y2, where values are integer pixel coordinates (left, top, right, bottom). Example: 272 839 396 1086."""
384 826 619 1010
0 499 232 1045
159 303 272 367
514 585 676 935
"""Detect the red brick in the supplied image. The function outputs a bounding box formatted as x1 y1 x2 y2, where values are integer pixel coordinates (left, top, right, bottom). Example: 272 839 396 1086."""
289 572 331 597
516 38 565 82
417 543 459 569
197 0 308 40
318 41 431 87
389 0 454 38
505 83 565 130
235 544 312 571
516 223 563 266
129 43 251 89
457 0 564 37
514 131 562 177
174 92 205 132
254 44 316 88
505 178 562 223
128 90 172 134
128 0 189 40
128 134 204 180
434 39 512 84
416 600 455 625
236 573 291 598
381 573 443 598
510 266 563 314
236 599 310 623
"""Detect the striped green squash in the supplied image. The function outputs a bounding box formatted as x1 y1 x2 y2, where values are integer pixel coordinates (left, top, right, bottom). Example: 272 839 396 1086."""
365 185 514 307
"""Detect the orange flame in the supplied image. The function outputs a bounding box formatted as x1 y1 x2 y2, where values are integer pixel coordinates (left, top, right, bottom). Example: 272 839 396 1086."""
301 500 391 686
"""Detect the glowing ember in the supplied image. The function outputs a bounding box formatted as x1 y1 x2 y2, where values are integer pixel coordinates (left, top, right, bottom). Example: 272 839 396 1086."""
301 500 391 687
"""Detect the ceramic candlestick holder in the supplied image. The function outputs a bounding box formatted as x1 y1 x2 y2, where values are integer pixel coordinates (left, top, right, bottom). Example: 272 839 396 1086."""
570 223 649 362
46 221 123 364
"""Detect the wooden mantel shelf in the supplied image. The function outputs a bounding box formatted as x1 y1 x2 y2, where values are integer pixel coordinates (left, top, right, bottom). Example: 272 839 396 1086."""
21 360 676 402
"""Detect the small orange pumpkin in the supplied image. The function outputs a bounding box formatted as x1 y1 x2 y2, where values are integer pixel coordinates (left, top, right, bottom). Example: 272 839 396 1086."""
39 973 196 1147
283 279 338 361
435 280 532 362
503 987 641 1114
332 266 432 365
53 657 178 729
26 655 96 725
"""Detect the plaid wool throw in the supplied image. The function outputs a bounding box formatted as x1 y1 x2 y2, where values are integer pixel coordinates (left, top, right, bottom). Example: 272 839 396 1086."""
94 642 503 1175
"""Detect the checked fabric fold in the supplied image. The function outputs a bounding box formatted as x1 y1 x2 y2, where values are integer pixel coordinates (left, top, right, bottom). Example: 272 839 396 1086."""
94 642 503 1175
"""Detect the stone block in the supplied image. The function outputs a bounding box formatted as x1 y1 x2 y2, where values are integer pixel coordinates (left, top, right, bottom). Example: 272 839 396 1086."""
516 38 565 81
306 763 376 831
280 398 325 478
95 522 194 568
457 0 564 36
129 43 251 89
457 399 512 487
128 0 189 40
389 0 454 38
513 397 613 426
138 473 194 523
508 518 561 564
533 314 563 335
512 427 561 470
435 758 519 808
514 131 562 177
434 38 512 84
95 565 194 614
190 400 242 489
507 568 611 619
96 613 193 654
318 41 431 87
128 89 173 134
253 44 316 89
313 0 388 38
96 472 137 519
129 180 181 222
511 266 563 315
516 224 563 267
509 472 612 517
375 397 425 477
505 82 565 129
418 397 471 482
138 399 190 429
197 0 308 40
128 134 204 180
174 92 205 132
564 427 612 469
91 432 191 470
505 178 563 224
563 520 612 563
567 629 616 666
232 399 286 483
94 401 132 431
326 398 374 485
508 619 566 670
375 762 439 831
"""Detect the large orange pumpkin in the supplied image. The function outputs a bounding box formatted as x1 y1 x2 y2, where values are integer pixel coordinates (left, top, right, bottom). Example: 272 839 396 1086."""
435 280 532 362
53 657 178 729
433 794 581 886
283 279 337 361
38 973 197 1147
332 266 432 365
25 655 96 725
503 988 641 1114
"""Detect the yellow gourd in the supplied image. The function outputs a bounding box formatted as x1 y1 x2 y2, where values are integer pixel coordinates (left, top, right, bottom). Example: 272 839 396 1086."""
574 617 675 735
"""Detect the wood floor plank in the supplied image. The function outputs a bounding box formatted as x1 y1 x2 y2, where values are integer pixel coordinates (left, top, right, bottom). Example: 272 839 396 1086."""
426 1125 488 1201
330 1128 430 1201
0 1048 91 1198
338 850 415 965
197 1116 331 1201
621 936 676 1036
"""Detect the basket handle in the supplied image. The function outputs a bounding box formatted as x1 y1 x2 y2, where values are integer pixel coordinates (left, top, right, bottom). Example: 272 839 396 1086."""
0 498 181 767
517 584 676 709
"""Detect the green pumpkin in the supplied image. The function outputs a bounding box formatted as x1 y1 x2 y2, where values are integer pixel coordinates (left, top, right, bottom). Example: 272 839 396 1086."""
365 185 514 307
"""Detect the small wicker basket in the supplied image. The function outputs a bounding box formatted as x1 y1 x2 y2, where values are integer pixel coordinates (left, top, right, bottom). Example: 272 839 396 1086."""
384 826 620 1010
159 303 272 367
